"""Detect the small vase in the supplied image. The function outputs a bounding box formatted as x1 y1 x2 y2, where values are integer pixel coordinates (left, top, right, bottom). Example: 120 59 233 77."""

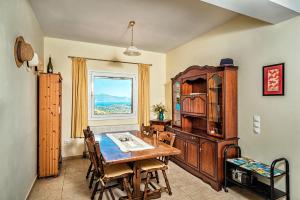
158 112 164 121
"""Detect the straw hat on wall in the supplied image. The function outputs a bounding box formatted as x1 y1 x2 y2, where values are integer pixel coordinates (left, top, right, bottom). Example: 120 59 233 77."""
14 36 34 67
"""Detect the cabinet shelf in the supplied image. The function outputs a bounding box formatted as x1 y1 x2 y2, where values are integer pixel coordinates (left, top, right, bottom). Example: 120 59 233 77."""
182 93 207 97
208 119 222 122
209 102 222 105
182 112 206 118
226 179 286 199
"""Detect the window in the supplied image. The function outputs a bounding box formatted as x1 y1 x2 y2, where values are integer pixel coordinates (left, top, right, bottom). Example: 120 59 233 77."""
89 71 137 120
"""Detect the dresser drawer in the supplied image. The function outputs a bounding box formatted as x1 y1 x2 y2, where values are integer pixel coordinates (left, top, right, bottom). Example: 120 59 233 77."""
174 130 199 143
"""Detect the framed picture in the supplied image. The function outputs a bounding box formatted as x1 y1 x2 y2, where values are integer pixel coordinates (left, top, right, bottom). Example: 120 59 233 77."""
263 63 284 96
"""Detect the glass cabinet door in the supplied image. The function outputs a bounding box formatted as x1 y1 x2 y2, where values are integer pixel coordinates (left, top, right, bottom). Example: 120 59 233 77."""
207 73 223 137
173 81 181 126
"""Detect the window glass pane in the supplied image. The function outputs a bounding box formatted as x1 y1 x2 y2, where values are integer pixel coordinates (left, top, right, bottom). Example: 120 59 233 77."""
93 77 133 115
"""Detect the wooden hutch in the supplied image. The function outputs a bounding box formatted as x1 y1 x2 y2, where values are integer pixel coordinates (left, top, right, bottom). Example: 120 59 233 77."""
167 65 238 191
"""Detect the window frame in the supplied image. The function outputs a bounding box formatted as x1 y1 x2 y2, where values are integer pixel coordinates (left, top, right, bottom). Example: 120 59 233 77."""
88 70 138 121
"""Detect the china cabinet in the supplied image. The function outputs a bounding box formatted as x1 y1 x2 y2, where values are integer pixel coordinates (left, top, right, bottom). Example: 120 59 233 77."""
168 65 238 190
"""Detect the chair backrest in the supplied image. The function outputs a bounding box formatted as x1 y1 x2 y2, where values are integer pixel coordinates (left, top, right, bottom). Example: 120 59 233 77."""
158 131 175 147
83 126 92 139
94 141 104 175
84 126 95 154
158 131 176 164
141 123 155 135
86 137 104 176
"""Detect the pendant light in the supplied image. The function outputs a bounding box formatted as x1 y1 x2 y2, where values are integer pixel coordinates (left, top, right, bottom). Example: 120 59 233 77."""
124 21 141 56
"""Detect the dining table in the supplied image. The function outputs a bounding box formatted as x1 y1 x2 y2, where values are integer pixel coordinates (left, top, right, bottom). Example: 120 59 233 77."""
94 131 181 200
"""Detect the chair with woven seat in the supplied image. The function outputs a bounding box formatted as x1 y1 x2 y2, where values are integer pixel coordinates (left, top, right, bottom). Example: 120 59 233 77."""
140 131 175 199
83 126 93 179
83 126 98 189
86 137 133 200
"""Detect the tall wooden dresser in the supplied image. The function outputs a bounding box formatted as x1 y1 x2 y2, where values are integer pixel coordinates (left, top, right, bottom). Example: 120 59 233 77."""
168 65 238 191
38 73 62 177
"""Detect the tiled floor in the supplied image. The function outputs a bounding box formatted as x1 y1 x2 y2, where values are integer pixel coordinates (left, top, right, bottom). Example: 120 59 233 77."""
28 159 264 200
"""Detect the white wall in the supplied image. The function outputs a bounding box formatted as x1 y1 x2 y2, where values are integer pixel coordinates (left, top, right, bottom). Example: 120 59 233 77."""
0 0 44 199
44 37 166 157
166 15 300 199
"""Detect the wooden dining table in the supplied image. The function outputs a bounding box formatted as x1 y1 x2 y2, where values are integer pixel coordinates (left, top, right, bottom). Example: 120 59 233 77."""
94 131 181 200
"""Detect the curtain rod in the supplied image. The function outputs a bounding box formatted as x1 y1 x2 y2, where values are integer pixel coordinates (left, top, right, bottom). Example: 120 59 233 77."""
68 56 152 66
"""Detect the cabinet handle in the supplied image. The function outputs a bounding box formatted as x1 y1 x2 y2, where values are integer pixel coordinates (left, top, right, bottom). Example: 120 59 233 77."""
200 148 202 152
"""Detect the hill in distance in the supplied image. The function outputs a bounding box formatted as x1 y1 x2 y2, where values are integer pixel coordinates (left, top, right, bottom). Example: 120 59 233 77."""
94 93 131 103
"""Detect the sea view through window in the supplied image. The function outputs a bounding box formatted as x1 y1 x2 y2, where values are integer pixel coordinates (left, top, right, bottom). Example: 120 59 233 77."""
89 71 137 120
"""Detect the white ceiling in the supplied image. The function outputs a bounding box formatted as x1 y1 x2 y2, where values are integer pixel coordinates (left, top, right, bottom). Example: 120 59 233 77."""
270 0 300 13
29 0 238 52
200 0 300 24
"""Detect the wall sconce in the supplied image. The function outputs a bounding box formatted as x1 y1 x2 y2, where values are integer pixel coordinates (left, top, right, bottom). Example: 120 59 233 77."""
26 52 38 72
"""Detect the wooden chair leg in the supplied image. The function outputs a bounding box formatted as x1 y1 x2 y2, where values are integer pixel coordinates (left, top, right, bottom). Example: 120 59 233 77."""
130 174 134 187
89 171 95 189
91 180 99 200
98 181 105 200
86 162 93 179
123 177 132 200
162 170 172 195
118 179 124 191
143 172 151 200
155 171 159 184
108 188 115 200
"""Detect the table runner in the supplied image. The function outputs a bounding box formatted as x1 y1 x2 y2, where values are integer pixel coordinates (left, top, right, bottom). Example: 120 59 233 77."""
107 132 154 152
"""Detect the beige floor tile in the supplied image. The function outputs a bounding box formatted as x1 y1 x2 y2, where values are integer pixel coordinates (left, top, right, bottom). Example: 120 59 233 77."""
28 158 266 200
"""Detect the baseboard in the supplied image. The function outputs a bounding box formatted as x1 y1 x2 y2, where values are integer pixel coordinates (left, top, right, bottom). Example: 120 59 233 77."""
25 175 37 200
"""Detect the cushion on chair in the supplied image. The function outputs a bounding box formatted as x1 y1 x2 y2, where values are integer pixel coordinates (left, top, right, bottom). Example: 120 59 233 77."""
139 159 166 171
104 163 133 178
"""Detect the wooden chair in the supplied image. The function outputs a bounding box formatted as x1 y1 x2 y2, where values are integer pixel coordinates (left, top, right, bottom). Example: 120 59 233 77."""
86 137 133 200
83 126 98 189
141 123 155 136
140 131 175 199
83 126 93 179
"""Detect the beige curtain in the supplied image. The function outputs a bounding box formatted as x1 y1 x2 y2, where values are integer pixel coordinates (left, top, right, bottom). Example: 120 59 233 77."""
71 58 88 138
138 64 150 126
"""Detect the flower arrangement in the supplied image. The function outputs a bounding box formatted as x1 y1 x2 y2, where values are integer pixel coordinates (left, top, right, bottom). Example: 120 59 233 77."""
152 103 167 120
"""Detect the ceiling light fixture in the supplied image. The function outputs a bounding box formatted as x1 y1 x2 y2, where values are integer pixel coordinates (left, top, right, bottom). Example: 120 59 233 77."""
124 21 141 56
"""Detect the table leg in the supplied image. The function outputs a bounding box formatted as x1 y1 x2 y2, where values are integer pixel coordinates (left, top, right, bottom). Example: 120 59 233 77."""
133 161 142 198
120 162 161 200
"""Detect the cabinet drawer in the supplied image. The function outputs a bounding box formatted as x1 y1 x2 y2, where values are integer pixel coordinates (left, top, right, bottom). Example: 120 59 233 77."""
175 130 199 143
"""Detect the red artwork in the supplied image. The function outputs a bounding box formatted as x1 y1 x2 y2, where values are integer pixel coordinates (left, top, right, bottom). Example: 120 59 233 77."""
263 63 284 96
